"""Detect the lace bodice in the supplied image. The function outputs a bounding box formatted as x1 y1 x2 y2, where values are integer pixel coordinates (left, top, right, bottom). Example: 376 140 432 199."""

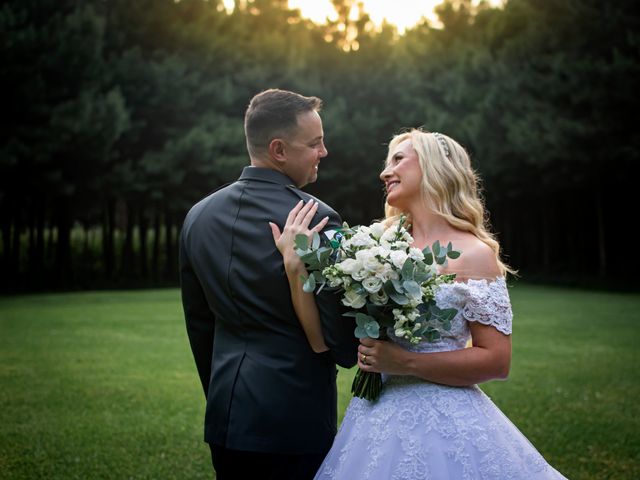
387 277 513 355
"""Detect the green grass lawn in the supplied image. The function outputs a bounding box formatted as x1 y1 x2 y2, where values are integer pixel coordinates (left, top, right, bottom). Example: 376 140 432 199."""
1 284 638 479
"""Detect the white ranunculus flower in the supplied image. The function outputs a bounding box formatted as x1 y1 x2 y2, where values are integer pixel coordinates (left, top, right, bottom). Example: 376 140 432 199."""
352 269 367 281
381 227 397 244
337 258 362 275
375 246 391 259
390 250 409 269
362 276 383 293
342 289 367 309
409 247 424 261
369 289 389 306
375 263 396 282
392 240 410 250
356 249 383 273
350 230 376 248
370 223 385 239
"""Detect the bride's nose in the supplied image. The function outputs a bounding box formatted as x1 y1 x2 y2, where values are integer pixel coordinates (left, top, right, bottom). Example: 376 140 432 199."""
380 165 391 181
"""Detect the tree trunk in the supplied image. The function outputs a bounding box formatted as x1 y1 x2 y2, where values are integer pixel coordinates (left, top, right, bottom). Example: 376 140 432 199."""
11 206 22 280
103 199 115 280
595 188 606 277
164 204 175 280
152 209 161 281
139 205 149 279
35 198 45 280
541 203 550 273
27 201 36 288
1 202 11 273
121 200 135 279
55 197 72 286
1 201 12 289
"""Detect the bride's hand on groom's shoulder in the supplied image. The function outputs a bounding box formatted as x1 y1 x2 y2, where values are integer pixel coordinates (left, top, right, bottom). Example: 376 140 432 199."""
269 199 329 270
357 338 412 376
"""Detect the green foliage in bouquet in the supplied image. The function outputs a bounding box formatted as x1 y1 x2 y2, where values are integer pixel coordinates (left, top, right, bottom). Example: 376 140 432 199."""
295 215 462 401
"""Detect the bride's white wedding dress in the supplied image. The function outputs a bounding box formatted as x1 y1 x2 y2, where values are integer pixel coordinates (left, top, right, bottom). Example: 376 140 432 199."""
315 277 568 479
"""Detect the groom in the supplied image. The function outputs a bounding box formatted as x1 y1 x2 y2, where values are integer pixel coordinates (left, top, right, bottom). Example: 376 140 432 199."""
179 89 358 479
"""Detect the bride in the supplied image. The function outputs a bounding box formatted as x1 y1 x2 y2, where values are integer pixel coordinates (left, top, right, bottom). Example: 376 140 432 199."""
271 129 567 479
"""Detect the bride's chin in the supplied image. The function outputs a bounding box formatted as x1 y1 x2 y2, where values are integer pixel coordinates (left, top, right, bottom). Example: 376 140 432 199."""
385 195 402 208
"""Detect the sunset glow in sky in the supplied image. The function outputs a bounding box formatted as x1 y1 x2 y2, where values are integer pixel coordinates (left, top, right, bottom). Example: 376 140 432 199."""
287 0 503 32
220 1 504 33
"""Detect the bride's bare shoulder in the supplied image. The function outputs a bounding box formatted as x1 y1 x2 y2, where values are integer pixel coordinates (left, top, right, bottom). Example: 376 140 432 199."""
445 234 501 281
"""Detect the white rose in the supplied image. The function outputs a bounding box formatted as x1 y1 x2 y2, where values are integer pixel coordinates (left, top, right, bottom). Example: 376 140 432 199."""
342 289 367 309
370 223 385 239
362 276 383 293
390 250 408 269
337 258 362 275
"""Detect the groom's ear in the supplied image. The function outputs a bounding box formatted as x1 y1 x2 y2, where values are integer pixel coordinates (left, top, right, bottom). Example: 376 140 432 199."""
268 138 287 165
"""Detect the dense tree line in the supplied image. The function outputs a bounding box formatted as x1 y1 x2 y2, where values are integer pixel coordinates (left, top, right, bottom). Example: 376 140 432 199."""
1 0 638 291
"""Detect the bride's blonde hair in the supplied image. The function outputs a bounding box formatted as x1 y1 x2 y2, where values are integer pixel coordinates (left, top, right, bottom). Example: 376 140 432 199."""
384 129 516 277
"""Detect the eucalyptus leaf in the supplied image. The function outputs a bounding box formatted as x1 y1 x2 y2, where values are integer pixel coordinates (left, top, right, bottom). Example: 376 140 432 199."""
402 280 422 298
439 308 457 323
318 248 332 264
311 231 320 250
447 250 461 259
353 283 366 295
388 291 409 305
302 275 315 293
355 313 380 339
391 278 405 293
294 234 308 251
401 258 414 280
354 325 368 338
300 251 317 264
365 320 380 338
432 240 441 257
383 280 397 296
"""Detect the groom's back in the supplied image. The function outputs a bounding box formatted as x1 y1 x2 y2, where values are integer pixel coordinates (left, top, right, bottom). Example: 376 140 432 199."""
180 167 356 455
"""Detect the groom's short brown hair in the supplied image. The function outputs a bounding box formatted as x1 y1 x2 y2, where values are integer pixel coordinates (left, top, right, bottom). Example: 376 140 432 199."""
244 89 322 158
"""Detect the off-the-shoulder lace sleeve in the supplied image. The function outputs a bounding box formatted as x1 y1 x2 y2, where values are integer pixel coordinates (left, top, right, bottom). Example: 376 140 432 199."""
461 277 512 335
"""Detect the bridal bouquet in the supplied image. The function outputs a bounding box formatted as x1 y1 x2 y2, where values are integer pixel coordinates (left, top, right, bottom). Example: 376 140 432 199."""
295 215 461 401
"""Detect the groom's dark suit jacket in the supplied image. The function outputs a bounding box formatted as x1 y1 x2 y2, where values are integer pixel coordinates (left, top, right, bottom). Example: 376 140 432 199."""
180 166 358 455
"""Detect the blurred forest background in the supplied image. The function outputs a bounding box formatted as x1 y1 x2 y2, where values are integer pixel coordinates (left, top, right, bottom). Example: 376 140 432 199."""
1 0 638 292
